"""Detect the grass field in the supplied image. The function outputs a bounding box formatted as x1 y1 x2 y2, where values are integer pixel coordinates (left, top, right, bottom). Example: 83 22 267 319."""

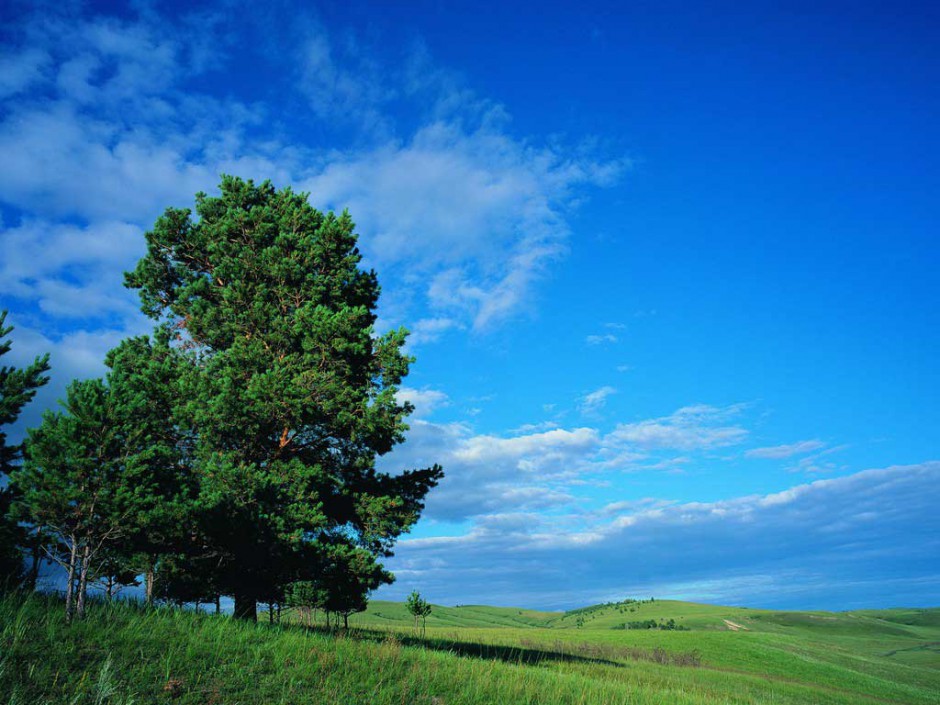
2 594 938 704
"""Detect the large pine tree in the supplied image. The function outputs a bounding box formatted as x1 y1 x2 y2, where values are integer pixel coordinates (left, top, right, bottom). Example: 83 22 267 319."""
126 176 442 619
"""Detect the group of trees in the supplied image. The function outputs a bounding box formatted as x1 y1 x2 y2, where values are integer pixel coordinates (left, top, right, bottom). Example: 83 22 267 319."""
613 618 688 631
0 176 443 624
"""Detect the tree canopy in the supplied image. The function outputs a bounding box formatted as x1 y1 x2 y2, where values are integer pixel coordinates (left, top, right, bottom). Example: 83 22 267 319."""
123 175 443 619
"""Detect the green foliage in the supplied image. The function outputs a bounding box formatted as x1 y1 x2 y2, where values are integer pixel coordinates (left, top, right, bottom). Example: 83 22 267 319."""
612 618 689 631
151 551 221 608
319 541 392 628
12 379 158 618
0 311 50 589
405 589 432 633
0 311 51 477
103 332 196 603
124 175 442 618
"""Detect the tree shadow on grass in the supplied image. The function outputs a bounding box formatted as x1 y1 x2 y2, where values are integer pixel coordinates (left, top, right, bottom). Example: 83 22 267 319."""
302 624 628 668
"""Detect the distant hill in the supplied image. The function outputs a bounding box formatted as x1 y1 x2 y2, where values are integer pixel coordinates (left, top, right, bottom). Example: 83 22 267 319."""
351 597 940 640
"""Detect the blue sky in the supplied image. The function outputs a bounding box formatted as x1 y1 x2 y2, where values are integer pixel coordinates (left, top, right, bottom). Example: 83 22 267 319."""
1 0 938 610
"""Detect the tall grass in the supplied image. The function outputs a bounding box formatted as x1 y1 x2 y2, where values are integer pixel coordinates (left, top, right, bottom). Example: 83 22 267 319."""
1 593 937 704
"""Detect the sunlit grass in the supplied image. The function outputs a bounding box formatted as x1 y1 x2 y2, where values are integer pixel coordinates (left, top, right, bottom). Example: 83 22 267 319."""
2 594 938 704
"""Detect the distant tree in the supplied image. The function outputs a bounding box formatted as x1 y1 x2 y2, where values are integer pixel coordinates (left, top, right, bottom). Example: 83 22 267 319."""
125 176 443 620
0 310 50 590
286 579 329 627
88 544 140 600
406 589 432 636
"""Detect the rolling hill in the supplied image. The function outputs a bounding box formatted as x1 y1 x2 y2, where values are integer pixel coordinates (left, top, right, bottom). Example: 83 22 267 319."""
2 594 938 704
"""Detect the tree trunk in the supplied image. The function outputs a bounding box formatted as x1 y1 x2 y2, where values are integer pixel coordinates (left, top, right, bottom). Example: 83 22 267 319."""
145 565 155 605
215 595 221 614
233 592 257 621
28 537 42 592
76 543 91 619
64 537 78 623
343 612 349 630
268 601 274 624
276 602 282 624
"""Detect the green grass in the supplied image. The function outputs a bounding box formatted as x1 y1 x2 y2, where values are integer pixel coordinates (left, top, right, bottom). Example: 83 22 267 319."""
2 594 939 704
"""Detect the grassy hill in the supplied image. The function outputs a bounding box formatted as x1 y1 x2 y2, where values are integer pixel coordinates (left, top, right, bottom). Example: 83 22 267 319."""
2 594 939 704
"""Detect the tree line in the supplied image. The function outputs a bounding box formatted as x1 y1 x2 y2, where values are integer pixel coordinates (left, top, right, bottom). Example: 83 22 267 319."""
0 176 443 624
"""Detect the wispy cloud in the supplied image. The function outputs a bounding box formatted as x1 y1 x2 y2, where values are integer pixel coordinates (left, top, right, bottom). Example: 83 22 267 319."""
608 404 749 451
406 318 462 346
0 47 50 98
0 3 623 366
383 420 592 520
305 120 621 331
586 333 618 345
298 27 394 138
579 386 617 415
746 439 825 459
787 445 851 474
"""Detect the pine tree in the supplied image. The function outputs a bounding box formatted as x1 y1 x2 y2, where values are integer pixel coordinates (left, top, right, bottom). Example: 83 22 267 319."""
104 332 195 604
125 176 443 620
0 310 50 590
14 380 131 619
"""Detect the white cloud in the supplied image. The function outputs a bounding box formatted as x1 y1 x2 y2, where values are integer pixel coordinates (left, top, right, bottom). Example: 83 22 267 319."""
381 421 599 521
454 427 598 467
381 402 758 520
787 445 850 474
298 28 393 137
586 333 618 345
746 439 826 459
599 498 675 516
396 387 450 418
304 119 622 330
608 404 748 451
381 462 940 609
0 4 622 369
0 220 145 321
579 385 617 415
405 317 462 346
